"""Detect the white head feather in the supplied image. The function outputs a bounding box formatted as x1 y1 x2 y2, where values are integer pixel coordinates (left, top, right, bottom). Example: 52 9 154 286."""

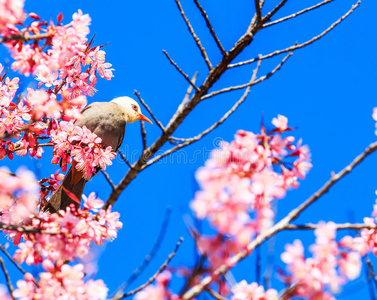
111 96 152 124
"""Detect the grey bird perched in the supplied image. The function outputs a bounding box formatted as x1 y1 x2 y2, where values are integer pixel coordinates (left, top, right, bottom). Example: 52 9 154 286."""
44 96 152 213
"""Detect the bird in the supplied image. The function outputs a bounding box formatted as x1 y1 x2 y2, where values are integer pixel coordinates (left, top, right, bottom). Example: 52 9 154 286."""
44 96 152 213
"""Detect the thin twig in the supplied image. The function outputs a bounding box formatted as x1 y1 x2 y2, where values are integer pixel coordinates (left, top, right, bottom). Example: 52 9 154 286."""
115 237 184 299
134 91 165 131
285 223 376 231
254 0 262 24
193 0 226 56
118 149 133 169
0 244 38 286
144 52 294 168
205 288 227 300
264 0 334 28
262 0 289 24
112 208 172 298
203 51 292 100
140 121 147 152
228 1 360 69
174 0 212 70
175 72 199 119
100 170 115 190
365 257 377 289
182 140 377 299
163 50 200 92
0 32 52 44
365 256 377 300
0 257 15 300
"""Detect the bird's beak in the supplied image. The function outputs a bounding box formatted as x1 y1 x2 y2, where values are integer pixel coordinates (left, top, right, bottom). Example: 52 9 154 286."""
139 113 153 124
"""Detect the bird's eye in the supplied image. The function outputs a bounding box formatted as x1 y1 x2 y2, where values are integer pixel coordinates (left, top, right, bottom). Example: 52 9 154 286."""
132 104 138 111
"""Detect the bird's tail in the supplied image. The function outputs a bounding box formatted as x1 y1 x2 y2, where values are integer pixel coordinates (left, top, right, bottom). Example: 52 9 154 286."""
44 162 86 213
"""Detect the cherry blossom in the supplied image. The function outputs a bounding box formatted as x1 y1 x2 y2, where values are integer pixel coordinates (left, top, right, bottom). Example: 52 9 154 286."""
231 281 278 300
134 271 179 300
281 222 361 299
14 261 108 300
50 121 116 177
13 195 122 264
191 116 312 253
0 0 25 34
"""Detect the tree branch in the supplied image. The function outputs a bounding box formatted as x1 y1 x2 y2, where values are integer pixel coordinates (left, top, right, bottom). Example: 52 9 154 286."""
0 244 38 286
203 50 292 100
285 222 376 231
103 0 359 211
263 0 334 28
114 237 184 299
174 0 213 70
182 140 377 299
163 50 200 92
0 32 52 44
228 1 360 69
193 0 226 56
100 170 115 190
117 149 134 169
142 59 263 170
112 208 171 298
254 0 262 24
134 91 165 131
140 120 147 152
0 257 15 300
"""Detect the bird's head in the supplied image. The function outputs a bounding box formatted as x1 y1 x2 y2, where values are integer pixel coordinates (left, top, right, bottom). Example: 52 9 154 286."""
111 96 153 124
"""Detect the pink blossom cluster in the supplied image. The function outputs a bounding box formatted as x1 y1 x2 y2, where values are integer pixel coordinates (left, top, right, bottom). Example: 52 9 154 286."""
0 167 39 224
191 116 312 251
13 193 122 264
134 271 179 300
50 120 116 178
14 260 108 300
281 222 361 299
340 193 377 257
0 64 86 160
4 9 113 101
0 0 25 34
231 281 277 300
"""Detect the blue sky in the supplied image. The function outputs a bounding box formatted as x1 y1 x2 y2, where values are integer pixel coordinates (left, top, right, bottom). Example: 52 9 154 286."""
1 0 377 298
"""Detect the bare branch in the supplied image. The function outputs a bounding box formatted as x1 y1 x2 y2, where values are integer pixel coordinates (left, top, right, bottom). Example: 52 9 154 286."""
0 244 38 286
262 0 288 24
114 237 184 299
0 257 15 300
264 0 334 28
365 256 377 292
12 142 53 153
162 52 293 155
173 0 212 70
285 222 376 231
254 0 262 24
193 0 226 56
0 32 52 44
174 72 199 122
142 60 260 170
205 288 227 300
103 0 359 211
163 50 200 92
100 170 115 190
140 120 147 152
203 51 292 100
134 91 165 132
117 149 134 169
182 139 377 299
112 208 172 298
229 1 360 69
